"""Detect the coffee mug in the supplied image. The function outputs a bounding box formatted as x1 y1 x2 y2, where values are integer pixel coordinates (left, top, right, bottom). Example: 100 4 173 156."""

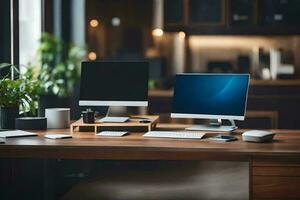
82 110 96 124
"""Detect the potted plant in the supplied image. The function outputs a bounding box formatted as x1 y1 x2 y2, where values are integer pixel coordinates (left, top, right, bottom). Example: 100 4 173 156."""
0 64 38 129
27 33 85 117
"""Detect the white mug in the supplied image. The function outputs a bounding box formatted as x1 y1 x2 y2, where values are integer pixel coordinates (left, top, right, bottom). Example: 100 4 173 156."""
45 108 70 129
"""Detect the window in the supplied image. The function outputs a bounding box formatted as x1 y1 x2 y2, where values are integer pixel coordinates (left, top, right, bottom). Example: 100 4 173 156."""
19 0 41 67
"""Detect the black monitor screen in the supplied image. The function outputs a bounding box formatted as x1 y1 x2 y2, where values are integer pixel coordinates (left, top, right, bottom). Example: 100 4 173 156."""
172 74 249 117
80 61 149 102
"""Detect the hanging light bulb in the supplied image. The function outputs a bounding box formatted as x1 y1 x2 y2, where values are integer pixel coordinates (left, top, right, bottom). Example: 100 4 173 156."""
90 19 99 28
88 52 97 60
152 28 164 37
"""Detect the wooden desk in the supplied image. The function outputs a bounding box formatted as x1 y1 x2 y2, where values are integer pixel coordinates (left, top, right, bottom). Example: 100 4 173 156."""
1 124 300 199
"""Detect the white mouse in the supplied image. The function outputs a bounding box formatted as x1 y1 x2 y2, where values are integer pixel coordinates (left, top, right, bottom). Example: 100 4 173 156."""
242 130 275 143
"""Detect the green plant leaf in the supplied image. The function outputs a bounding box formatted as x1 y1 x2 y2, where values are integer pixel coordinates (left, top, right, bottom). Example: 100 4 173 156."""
0 63 11 69
24 32 86 97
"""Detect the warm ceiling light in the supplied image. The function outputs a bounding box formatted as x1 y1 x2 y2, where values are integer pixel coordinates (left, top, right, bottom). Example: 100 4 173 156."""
178 31 185 39
88 52 97 60
90 19 99 28
111 17 121 26
152 28 164 37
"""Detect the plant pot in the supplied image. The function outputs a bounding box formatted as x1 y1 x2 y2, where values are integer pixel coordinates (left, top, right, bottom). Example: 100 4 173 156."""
38 95 70 117
0 106 19 129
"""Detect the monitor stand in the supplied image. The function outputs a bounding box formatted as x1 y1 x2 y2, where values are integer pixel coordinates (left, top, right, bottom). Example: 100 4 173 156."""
185 119 237 132
97 107 129 123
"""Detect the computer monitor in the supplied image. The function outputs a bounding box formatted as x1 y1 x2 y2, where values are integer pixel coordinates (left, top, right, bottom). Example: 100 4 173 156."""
79 61 149 107
171 73 250 131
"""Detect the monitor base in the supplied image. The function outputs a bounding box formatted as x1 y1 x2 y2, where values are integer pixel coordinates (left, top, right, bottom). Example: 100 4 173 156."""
97 107 129 123
185 125 237 132
185 119 237 132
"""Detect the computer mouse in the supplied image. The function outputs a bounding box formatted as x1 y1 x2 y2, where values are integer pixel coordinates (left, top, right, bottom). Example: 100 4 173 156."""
242 130 275 143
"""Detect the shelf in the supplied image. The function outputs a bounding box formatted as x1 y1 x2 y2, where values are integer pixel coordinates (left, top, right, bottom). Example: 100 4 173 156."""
71 115 160 134
250 79 300 86
149 79 300 97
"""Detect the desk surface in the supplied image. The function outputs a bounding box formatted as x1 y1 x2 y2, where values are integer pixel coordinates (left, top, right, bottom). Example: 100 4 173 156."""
1 124 300 160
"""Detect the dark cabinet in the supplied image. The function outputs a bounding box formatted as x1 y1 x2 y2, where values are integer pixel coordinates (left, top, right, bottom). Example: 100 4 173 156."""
164 0 184 25
163 0 300 34
260 0 300 26
229 0 255 26
189 0 224 25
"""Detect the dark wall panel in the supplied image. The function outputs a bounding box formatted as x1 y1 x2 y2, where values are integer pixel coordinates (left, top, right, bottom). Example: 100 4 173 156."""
0 0 11 63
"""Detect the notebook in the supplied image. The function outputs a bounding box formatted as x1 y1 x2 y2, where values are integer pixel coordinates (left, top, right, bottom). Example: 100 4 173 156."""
44 134 72 139
0 130 37 138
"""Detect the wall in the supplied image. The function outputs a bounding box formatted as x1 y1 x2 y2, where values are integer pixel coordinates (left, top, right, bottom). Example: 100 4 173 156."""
188 35 300 76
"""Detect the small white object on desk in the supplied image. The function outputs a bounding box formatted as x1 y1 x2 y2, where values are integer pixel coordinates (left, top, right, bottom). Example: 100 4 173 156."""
242 130 275 143
0 130 37 138
97 117 129 123
97 131 128 137
44 134 72 139
143 131 206 139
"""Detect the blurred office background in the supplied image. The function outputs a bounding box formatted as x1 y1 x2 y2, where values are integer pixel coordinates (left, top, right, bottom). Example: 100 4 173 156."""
1 0 300 199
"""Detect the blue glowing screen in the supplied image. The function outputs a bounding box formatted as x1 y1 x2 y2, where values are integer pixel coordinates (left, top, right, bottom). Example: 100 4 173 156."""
172 74 250 117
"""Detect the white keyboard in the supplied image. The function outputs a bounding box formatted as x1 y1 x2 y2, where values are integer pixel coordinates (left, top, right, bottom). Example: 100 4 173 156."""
143 131 205 139
97 131 128 137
